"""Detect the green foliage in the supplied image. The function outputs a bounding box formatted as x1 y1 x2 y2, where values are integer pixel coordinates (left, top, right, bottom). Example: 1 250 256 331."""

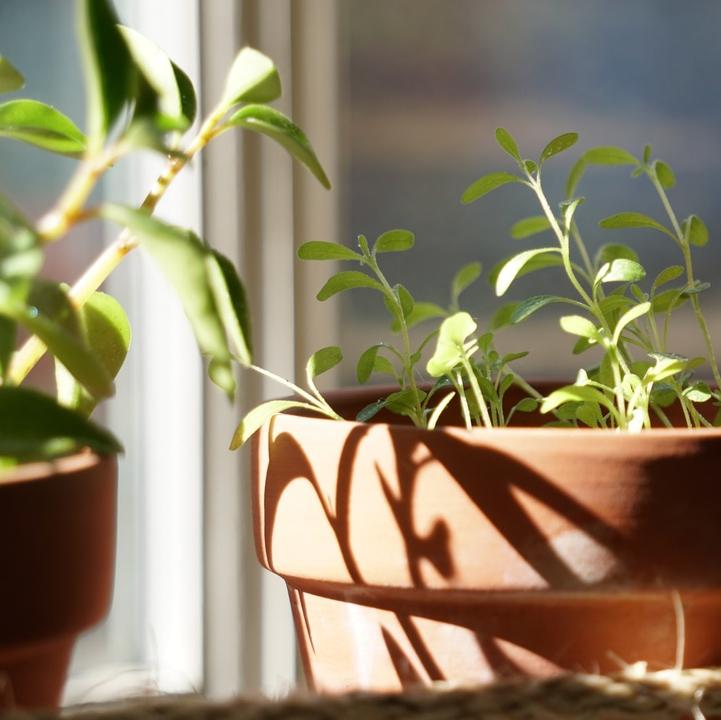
0 100 86 156
0 4 333 466
226 104 330 188
0 55 24 94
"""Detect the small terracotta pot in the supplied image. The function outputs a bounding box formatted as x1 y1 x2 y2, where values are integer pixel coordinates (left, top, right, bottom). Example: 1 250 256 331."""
0 452 117 709
252 385 721 692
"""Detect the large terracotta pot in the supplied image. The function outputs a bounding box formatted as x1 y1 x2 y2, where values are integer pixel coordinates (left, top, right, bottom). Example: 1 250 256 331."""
0 452 117 709
252 385 721 692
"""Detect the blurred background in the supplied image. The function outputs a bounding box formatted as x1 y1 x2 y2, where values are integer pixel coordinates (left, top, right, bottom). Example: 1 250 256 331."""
1 0 720 702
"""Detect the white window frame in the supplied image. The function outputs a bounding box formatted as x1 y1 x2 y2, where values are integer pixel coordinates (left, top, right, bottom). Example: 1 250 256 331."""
66 0 341 703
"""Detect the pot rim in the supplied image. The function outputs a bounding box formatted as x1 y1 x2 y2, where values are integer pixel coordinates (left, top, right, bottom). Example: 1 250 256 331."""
276 384 721 441
0 451 113 486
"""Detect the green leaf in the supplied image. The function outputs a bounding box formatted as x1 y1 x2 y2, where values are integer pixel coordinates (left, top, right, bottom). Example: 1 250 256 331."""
207 250 252 366
451 262 482 305
426 311 477 377
316 270 383 300
398 301 446 330
541 384 617 416
78 0 136 144
594 243 640 268
306 345 342 382
491 302 519 330
118 25 192 130
298 241 361 262
55 291 131 415
645 353 690 384
652 287 687 313
559 315 599 340
684 382 712 404
0 100 86 156
510 216 551 240
514 397 539 413
565 157 586 199
357 344 382 383
651 265 684 293
384 388 426 418
524 159 538 174
374 229 415 254
230 399 316 449
494 247 562 296
613 301 651 345
100 204 235 398
596 258 646 285
654 159 676 189
684 215 709 247
643 145 653 164
599 212 675 239
356 399 386 423
539 132 578 163
0 55 24 94
0 316 15 380
0 194 40 278
495 127 521 161
427 391 456 430
396 284 414 319
511 295 578 324
221 47 281 107
461 172 521 204
560 197 585 231
584 146 638 166
226 104 330 189
0 386 122 460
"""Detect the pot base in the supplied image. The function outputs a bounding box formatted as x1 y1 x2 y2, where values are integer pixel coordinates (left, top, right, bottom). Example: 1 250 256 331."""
0 637 74 709
288 582 721 692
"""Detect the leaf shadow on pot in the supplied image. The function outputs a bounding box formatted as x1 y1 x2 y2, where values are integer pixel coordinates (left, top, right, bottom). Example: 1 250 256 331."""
256 412 721 688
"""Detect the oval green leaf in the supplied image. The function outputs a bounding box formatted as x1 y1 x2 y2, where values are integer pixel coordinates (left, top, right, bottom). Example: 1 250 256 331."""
540 132 578 163
510 216 551 240
230 399 317 449
684 215 709 247
0 55 24 94
298 241 361 261
461 172 520 204
374 229 415 254
222 47 281 107
0 386 122 461
495 127 521 160
100 204 235 398
227 104 330 189
316 270 382 300
598 212 675 239
0 100 86 156
306 345 342 380
495 247 562 296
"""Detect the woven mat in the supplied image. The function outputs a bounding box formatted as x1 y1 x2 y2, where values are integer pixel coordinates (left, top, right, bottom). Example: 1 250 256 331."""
5 667 721 720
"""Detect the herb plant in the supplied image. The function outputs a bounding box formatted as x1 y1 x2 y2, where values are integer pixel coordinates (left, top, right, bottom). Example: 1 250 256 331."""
0 0 329 466
233 128 720 443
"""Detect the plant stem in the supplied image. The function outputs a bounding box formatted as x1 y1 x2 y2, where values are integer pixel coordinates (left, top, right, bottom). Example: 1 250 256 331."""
460 354 493 428
364 255 425 427
248 363 341 420
649 172 721 390
9 106 229 386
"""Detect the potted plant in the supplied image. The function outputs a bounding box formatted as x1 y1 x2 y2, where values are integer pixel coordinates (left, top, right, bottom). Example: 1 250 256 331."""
237 130 721 691
0 0 329 708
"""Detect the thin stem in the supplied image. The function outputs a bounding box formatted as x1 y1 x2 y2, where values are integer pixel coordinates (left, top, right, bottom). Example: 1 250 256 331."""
248 364 341 420
364 254 425 427
460 354 493 428
649 172 721 390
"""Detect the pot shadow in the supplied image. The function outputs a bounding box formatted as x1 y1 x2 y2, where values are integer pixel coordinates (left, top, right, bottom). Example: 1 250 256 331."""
259 416 720 687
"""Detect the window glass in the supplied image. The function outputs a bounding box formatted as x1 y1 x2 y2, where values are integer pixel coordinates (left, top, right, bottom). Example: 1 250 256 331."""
339 0 721 380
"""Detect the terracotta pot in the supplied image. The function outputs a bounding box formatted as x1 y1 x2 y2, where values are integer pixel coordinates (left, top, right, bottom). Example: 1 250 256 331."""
0 452 117 709
252 385 721 692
